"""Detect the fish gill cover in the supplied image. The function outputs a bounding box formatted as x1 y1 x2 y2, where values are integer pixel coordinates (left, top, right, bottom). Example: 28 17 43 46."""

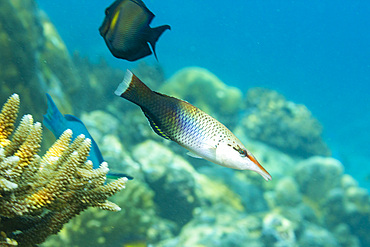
0 0 369 247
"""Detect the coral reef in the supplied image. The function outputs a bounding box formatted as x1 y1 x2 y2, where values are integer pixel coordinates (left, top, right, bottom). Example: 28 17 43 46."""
0 0 135 123
41 180 164 247
132 140 249 222
38 94 370 247
0 0 77 121
80 110 154 159
0 94 127 246
3 1 369 246
47 77 369 247
70 54 125 113
295 156 343 202
157 207 263 247
238 87 330 158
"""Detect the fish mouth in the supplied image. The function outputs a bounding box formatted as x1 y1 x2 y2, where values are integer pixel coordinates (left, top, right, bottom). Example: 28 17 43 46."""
99 23 109 37
99 16 111 37
256 168 272 181
246 153 272 181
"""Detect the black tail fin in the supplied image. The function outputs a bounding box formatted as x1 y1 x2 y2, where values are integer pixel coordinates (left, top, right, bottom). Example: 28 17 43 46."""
148 25 171 60
115 70 154 107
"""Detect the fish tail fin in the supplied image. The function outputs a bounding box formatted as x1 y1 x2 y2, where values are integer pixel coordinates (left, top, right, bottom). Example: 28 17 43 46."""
43 93 64 134
149 25 171 60
115 70 154 106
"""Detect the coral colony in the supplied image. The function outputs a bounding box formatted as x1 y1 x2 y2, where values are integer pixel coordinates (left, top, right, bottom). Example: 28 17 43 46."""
0 94 127 246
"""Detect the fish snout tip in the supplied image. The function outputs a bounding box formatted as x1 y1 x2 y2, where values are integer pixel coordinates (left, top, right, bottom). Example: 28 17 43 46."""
263 172 272 181
255 169 272 181
257 166 272 181
246 153 271 181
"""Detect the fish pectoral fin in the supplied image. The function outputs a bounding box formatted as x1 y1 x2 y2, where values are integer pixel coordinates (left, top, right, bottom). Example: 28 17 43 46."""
186 152 203 159
186 144 216 159
203 144 217 158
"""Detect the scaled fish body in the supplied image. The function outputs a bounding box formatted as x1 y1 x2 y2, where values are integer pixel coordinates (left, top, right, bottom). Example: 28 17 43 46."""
99 0 170 61
115 70 272 181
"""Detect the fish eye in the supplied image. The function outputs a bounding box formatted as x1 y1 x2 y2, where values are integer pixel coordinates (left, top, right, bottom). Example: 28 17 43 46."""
239 149 247 157
105 9 109 15
233 146 247 157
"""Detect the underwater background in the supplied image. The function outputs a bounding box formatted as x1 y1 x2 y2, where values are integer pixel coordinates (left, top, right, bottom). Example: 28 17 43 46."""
1 0 369 246
37 0 370 189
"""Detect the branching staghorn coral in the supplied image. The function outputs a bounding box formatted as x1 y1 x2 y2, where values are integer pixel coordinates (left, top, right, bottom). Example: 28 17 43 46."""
0 94 128 247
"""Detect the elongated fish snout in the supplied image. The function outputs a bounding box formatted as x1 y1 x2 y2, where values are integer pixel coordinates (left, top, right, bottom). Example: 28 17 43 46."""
248 154 272 181
254 165 272 181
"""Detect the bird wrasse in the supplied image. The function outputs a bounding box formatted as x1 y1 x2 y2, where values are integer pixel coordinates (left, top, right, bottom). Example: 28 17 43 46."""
99 0 170 61
115 70 272 181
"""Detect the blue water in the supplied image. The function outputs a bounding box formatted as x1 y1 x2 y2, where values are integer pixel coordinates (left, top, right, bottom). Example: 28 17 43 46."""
36 0 370 188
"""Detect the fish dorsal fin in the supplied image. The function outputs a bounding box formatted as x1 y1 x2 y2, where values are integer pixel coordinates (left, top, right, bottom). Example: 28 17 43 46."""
43 94 65 128
141 107 171 140
131 0 155 21
148 25 171 60
154 91 190 105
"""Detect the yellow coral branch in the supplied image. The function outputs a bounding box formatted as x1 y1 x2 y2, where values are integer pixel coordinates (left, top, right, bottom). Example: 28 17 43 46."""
14 122 42 169
4 114 33 157
0 94 20 148
39 128 72 170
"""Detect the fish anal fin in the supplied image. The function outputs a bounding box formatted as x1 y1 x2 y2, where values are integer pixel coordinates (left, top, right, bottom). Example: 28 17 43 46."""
141 107 171 140
123 43 152 62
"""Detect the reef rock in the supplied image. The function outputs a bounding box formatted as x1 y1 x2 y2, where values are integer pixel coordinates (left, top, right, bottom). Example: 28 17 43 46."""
0 0 128 125
71 54 126 112
239 87 330 157
132 140 199 226
292 156 369 247
262 212 296 247
157 206 264 247
322 177 370 247
160 67 243 127
298 223 339 247
0 0 78 120
294 156 343 202
132 140 247 227
274 177 302 207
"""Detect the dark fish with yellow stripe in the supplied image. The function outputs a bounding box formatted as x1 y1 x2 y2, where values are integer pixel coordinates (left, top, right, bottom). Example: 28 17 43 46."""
99 0 170 61
115 70 272 181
